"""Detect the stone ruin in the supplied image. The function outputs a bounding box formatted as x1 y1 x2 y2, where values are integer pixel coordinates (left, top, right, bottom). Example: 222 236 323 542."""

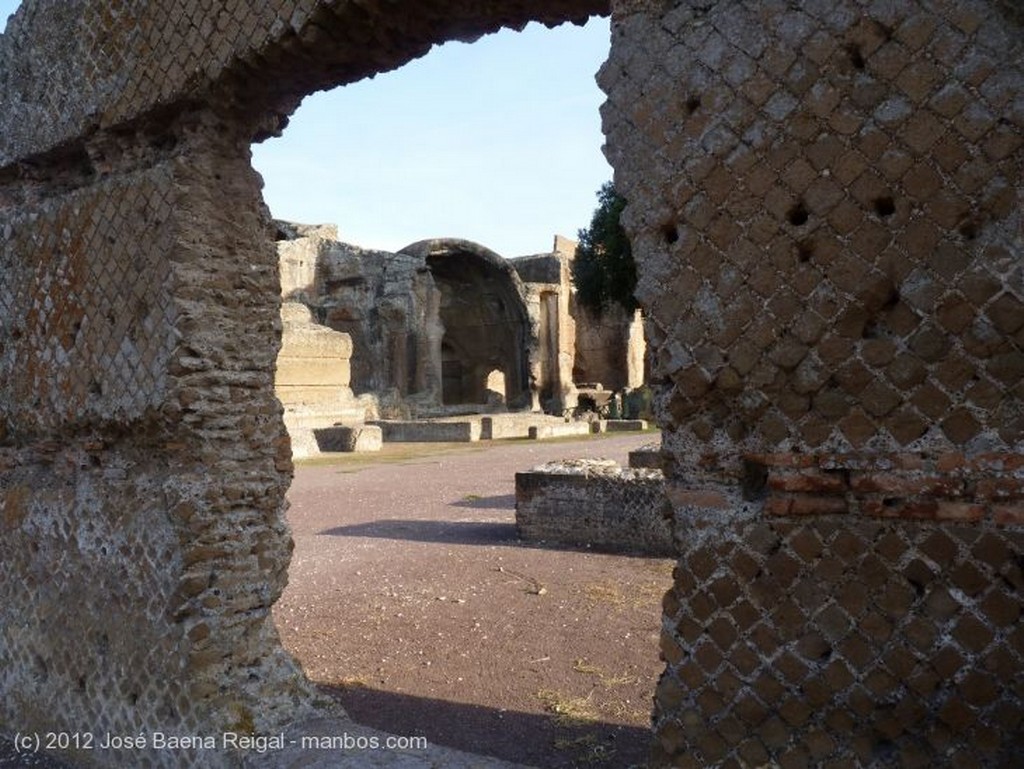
515 452 673 556
272 222 647 455
0 0 1021 767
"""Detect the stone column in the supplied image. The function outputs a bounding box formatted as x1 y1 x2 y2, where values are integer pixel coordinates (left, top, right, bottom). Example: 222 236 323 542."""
625 309 646 390
603 0 1024 765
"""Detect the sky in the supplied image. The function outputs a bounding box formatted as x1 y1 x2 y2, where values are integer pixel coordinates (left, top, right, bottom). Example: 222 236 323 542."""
1 4 613 257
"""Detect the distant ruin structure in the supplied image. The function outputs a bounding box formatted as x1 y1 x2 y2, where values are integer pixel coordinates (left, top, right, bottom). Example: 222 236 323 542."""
273 223 647 447
0 1 1021 767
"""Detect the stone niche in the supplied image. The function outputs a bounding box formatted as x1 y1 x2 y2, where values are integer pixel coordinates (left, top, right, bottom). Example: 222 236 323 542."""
1 1 1022 768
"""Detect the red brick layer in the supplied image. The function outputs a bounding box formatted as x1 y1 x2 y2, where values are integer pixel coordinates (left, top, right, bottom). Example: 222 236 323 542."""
744 453 1024 525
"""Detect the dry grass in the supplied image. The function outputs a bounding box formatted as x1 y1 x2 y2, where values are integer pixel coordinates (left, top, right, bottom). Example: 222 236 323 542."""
580 578 666 610
572 658 639 687
536 689 599 727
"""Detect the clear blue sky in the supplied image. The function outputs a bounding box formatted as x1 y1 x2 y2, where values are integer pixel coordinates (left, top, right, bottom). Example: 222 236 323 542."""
1 3 612 257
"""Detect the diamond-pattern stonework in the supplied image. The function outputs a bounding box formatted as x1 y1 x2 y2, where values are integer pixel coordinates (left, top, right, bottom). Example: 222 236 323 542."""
0 171 175 435
600 0 1022 765
0 448 194 766
655 519 1024 767
602 0 1023 465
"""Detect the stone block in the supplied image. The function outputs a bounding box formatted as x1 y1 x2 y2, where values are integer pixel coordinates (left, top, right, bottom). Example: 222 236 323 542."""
528 422 592 440
480 413 566 440
604 419 649 432
515 461 673 556
314 425 382 453
628 444 663 469
375 419 481 443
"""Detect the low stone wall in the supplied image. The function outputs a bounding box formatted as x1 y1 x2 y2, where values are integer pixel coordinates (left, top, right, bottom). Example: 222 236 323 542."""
605 419 648 432
515 459 673 556
628 442 662 470
311 425 382 453
528 422 594 440
374 419 482 443
481 413 566 439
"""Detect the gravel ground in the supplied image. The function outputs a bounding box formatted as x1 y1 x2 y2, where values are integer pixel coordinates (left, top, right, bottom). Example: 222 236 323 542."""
277 432 672 769
1 432 670 769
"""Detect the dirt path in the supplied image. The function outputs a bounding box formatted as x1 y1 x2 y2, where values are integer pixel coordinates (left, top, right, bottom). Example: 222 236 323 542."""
276 432 671 769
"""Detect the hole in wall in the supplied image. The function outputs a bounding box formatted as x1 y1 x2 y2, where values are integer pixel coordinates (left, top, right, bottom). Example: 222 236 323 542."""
662 223 680 244
872 196 895 218
844 42 866 70
958 218 980 240
787 201 809 226
741 459 768 501
684 95 701 115
796 240 815 263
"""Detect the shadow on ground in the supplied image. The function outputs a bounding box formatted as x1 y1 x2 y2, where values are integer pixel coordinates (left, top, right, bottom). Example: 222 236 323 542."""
450 493 518 510
322 684 651 769
319 519 673 559
320 519 519 546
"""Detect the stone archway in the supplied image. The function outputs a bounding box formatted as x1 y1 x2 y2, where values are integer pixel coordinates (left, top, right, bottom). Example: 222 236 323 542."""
1 1 1022 767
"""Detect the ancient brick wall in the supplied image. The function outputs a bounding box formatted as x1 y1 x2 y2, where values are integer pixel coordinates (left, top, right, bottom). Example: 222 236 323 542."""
0 109 317 769
516 459 673 555
600 0 1023 765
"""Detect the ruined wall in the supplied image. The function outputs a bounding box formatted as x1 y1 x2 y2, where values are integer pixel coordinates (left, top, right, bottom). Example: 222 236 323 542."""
511 249 579 413
275 302 365 459
572 301 646 391
515 459 673 555
275 221 339 301
307 240 441 406
600 0 1023 765
0 1 605 766
0 110 317 769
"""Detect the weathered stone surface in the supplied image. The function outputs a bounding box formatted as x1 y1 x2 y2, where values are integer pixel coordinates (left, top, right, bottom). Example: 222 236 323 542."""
276 302 365 460
374 418 482 443
628 442 662 470
277 227 646 420
313 424 383 453
527 421 593 439
479 413 567 440
573 302 646 391
515 460 672 555
600 0 1024 765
